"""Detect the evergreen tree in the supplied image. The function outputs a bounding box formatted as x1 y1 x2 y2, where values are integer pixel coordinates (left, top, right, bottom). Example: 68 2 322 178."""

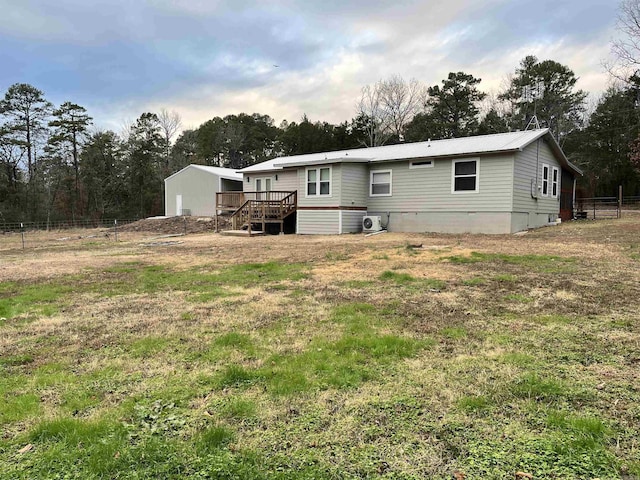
48 101 92 217
564 84 640 196
0 83 52 219
81 131 125 219
170 129 199 172
477 109 510 135
500 56 587 143
404 72 486 141
126 113 164 218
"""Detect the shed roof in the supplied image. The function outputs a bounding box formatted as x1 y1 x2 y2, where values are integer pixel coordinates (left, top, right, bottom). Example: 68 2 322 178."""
240 129 582 175
164 164 243 182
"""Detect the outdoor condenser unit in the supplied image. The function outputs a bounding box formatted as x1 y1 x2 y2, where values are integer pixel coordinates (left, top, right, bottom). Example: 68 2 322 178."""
362 215 383 233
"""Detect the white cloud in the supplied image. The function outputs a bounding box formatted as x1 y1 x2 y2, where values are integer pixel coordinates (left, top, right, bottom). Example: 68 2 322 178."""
9 0 616 130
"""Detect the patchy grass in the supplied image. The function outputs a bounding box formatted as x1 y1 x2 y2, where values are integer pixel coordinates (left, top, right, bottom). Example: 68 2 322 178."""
0 282 72 320
462 277 486 286
379 270 446 290
444 251 577 273
1 218 640 478
379 270 416 283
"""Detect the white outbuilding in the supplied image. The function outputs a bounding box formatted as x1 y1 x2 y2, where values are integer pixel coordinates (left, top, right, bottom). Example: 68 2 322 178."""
164 165 243 217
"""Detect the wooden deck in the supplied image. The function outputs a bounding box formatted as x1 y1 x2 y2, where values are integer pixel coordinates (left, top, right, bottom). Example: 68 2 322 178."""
215 191 297 236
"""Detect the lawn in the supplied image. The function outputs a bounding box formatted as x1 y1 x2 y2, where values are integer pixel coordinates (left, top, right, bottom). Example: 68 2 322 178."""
0 218 639 479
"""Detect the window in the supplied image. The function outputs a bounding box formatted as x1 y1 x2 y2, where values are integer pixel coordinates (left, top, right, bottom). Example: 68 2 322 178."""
306 167 331 196
551 167 559 198
541 164 549 196
370 170 392 196
452 159 479 193
409 159 433 169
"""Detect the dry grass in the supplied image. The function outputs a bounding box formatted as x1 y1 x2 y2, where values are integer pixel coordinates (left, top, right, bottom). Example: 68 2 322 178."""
1 217 640 479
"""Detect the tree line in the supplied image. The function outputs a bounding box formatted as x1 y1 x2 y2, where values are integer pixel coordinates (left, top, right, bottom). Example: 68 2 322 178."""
2 50 640 224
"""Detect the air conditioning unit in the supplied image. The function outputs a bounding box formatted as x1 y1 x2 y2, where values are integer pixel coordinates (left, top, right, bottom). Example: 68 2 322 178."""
362 215 382 233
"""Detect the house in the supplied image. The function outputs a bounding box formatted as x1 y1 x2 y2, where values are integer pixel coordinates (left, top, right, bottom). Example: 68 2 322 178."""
217 129 581 235
164 165 243 217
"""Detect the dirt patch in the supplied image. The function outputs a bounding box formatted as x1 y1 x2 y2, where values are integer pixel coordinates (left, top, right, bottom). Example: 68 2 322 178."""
116 216 230 234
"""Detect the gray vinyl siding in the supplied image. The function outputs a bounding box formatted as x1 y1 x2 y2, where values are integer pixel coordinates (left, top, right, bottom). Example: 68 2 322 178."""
165 166 242 216
297 210 340 234
243 169 298 193
339 163 369 207
341 211 366 233
297 164 341 207
513 139 562 216
275 169 299 192
367 154 514 213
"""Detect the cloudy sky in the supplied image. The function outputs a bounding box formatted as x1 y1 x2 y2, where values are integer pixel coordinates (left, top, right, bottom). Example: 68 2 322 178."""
0 0 620 131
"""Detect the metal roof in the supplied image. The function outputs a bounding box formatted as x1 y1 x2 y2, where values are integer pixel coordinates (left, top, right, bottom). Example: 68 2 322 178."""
239 129 582 176
164 164 243 182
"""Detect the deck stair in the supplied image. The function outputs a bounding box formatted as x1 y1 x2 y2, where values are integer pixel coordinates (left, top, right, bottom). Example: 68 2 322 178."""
216 191 297 236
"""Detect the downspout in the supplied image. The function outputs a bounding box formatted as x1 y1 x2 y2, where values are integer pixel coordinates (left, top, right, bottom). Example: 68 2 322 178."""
535 138 540 202
530 138 541 201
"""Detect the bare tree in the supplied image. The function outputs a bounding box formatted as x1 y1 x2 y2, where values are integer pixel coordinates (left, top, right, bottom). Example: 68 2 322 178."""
158 109 182 164
356 82 390 147
608 0 640 81
379 75 424 141
119 118 134 144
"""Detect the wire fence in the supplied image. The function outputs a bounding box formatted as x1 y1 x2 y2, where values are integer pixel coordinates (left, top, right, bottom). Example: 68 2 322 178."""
623 196 640 208
575 197 620 220
0 218 140 233
574 194 640 220
0 218 142 252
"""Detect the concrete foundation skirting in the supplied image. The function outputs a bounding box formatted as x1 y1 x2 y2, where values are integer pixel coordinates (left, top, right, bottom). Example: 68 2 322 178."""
367 211 514 234
297 209 561 235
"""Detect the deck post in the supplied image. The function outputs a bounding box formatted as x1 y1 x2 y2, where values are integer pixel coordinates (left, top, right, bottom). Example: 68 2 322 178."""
248 203 252 237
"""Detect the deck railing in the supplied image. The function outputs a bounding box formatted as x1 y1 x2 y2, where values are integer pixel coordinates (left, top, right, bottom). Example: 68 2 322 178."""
225 191 297 234
216 191 295 212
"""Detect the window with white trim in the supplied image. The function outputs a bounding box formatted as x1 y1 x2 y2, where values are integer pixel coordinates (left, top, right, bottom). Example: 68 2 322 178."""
541 164 549 196
409 159 433 169
551 167 559 198
370 170 392 196
452 159 479 193
306 167 331 196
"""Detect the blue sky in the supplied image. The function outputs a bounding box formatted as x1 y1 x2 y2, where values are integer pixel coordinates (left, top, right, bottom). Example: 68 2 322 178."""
0 0 619 131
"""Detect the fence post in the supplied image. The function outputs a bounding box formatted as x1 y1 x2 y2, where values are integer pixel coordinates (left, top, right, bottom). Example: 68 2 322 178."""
618 185 623 219
593 197 596 220
21 222 25 250
114 219 118 242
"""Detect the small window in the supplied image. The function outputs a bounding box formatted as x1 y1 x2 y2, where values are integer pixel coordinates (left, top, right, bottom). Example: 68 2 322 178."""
410 160 433 169
541 164 549 196
370 170 392 196
306 167 331 196
452 159 478 193
551 167 559 198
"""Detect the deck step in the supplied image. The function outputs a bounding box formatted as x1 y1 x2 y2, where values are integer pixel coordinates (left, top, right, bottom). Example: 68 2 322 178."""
220 230 265 237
